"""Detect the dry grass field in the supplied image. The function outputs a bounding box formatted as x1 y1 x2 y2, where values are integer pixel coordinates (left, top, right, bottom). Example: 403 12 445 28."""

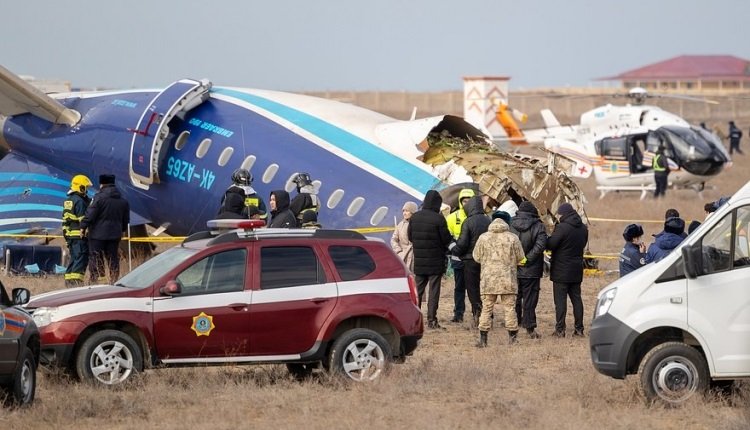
2 151 749 429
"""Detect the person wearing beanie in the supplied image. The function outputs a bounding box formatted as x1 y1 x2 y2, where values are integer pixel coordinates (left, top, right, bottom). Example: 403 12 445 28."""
646 217 685 263
451 196 491 329
445 188 476 323
546 202 588 337
619 224 646 277
492 210 512 225
510 200 548 339
687 220 701 235
80 174 130 284
408 190 452 329
391 201 418 271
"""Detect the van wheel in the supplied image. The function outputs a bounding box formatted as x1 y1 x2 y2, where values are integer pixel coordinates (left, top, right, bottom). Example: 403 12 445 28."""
328 328 391 382
4 347 36 406
638 341 709 405
75 329 142 386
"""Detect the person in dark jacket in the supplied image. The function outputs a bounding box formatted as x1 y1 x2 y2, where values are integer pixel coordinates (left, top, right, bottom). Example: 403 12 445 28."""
408 190 452 329
289 173 320 224
510 201 547 338
268 190 298 228
546 202 588 337
728 120 743 155
451 196 491 328
646 217 685 263
652 144 671 198
218 168 267 220
619 224 647 277
81 174 130 284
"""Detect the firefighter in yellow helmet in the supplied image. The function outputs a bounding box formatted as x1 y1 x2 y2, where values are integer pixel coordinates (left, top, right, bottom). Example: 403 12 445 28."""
62 174 92 287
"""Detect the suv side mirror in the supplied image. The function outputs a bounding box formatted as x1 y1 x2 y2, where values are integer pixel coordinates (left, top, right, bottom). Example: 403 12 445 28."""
159 280 182 296
682 244 702 279
12 288 30 305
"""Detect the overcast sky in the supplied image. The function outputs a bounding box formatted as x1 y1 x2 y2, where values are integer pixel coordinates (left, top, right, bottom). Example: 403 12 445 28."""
4 1 750 92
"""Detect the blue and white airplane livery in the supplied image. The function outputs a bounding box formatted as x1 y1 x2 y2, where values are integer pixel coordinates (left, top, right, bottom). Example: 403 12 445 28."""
0 65 483 240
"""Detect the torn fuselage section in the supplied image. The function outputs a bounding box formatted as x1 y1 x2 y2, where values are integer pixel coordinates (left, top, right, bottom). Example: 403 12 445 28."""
422 132 588 231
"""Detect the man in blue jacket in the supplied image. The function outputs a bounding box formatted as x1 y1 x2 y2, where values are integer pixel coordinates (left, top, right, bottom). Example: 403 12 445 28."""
646 217 685 263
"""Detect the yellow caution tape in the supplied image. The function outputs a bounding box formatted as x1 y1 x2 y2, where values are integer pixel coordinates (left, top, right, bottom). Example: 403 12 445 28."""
0 233 64 239
588 217 663 224
349 226 395 233
127 237 185 243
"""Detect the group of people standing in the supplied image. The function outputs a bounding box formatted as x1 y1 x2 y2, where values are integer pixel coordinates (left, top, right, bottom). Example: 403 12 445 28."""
62 174 130 287
217 169 321 229
392 188 589 347
619 199 729 277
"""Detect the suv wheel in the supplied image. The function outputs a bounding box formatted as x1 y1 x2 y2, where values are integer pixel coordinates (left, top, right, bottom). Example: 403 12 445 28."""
638 341 709 405
75 329 142 385
4 347 36 406
328 328 391 382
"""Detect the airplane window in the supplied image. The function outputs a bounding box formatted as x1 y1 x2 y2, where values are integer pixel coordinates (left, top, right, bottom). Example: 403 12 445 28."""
327 189 345 209
262 164 279 183
347 197 365 217
284 173 298 193
312 180 322 194
370 206 388 226
196 138 212 159
217 147 234 167
241 155 256 171
175 131 190 151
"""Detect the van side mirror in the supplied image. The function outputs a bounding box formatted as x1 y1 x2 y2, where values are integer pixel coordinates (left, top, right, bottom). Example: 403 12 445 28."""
682 245 702 279
159 280 182 296
12 288 30 305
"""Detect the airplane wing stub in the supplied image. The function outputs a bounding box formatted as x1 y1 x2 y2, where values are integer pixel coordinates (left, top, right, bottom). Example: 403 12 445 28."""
0 64 81 126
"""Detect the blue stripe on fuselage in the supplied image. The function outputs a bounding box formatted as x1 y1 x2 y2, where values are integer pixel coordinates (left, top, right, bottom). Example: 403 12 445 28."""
212 88 440 194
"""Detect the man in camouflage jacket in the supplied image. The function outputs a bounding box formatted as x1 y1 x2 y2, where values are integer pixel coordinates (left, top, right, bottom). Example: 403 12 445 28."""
472 218 525 346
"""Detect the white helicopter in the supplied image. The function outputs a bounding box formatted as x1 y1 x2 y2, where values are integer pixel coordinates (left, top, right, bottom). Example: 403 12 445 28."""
522 87 732 199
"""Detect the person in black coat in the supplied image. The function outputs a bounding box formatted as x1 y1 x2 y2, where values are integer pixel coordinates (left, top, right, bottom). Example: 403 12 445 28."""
81 174 130 284
451 196 490 327
546 202 589 337
407 190 452 329
510 201 548 338
268 190 298 228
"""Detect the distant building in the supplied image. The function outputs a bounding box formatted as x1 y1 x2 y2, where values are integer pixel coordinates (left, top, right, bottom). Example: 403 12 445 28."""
599 55 750 91
20 75 72 94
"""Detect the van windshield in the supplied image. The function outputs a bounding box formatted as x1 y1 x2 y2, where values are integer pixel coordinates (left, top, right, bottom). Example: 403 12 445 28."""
115 247 198 288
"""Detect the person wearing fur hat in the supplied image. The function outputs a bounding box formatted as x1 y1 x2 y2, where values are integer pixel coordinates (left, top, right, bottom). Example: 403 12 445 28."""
81 174 130 284
391 201 418 271
619 224 647 277
510 201 548 339
546 202 588 337
646 217 685 263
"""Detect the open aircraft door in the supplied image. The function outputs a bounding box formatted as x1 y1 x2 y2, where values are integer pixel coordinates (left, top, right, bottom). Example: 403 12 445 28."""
129 78 212 190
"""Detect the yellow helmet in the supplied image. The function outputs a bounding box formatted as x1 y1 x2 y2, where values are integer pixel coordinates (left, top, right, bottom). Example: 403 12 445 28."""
71 174 93 193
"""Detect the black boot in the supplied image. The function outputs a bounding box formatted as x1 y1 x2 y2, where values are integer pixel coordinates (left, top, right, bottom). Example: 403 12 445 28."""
476 331 488 348
508 330 518 345
526 328 541 339
472 310 480 329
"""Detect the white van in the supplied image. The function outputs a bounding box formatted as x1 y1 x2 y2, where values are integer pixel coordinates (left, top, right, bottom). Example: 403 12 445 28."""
590 180 750 405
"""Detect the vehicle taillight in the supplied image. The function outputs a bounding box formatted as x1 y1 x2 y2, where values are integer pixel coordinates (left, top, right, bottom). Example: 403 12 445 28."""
407 274 418 306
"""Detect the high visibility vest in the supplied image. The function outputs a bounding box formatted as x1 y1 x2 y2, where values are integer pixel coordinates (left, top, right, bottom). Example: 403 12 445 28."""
653 154 667 172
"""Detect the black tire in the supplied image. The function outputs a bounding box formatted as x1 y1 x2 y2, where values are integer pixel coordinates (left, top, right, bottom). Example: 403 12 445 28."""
4 347 36 406
286 363 317 380
75 329 143 386
638 341 709 406
328 328 392 382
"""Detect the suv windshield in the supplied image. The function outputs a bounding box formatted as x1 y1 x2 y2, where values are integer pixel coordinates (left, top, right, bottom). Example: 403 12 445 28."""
116 247 198 288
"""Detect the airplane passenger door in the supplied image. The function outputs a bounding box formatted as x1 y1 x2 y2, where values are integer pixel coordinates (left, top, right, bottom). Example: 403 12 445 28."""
129 79 212 190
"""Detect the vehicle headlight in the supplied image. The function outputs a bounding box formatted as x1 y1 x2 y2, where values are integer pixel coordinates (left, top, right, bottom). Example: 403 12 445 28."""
596 288 617 317
32 307 59 327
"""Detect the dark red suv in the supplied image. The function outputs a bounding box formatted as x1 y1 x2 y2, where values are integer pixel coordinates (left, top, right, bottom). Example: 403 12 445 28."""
27 223 423 385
